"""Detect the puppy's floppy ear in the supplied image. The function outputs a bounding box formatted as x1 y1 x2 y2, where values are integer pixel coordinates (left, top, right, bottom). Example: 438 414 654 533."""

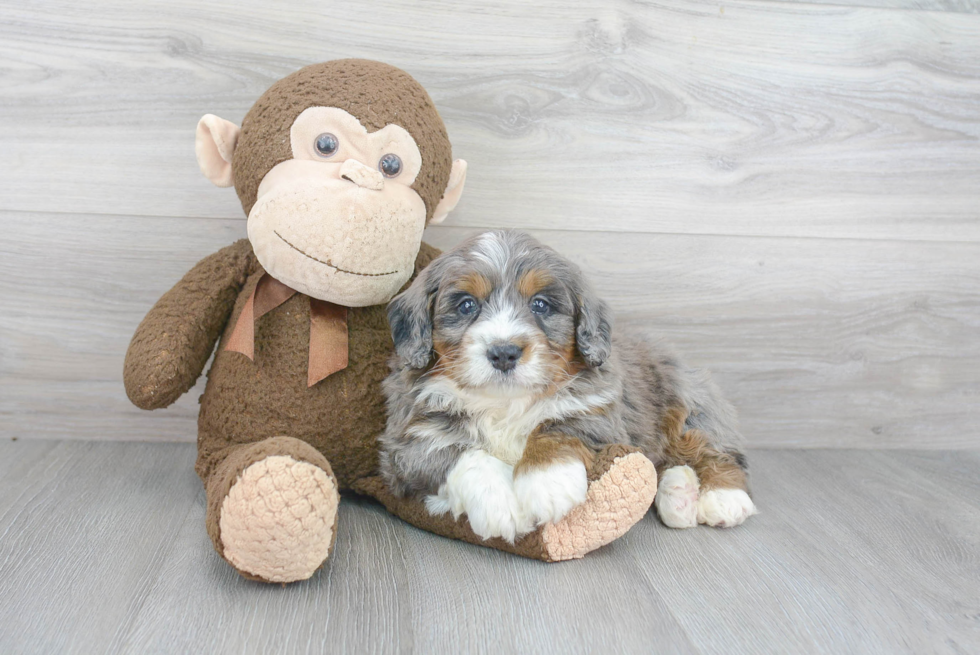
387 260 442 369
575 284 613 368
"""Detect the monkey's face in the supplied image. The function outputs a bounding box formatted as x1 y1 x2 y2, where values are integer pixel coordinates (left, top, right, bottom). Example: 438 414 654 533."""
194 60 467 307
244 107 427 306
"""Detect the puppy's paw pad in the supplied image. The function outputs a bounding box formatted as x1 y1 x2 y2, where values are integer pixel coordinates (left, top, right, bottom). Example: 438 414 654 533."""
697 488 757 528
655 465 700 529
514 460 589 526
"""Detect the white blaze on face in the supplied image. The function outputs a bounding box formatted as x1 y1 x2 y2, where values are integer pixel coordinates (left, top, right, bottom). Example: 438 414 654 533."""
454 232 555 391
458 303 549 390
473 232 510 272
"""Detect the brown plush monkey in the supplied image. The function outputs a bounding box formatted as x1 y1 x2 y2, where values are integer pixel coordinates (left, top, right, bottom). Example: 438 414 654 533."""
124 60 657 583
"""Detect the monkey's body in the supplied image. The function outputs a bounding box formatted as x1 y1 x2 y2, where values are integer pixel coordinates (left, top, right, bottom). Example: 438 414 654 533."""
193 239 418 492
124 60 658 583
188 240 437 579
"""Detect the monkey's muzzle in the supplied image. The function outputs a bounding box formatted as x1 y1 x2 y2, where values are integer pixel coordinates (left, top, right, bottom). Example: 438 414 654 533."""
246 176 425 307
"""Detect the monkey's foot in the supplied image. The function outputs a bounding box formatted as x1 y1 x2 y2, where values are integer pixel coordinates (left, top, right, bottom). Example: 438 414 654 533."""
218 452 339 583
539 445 657 562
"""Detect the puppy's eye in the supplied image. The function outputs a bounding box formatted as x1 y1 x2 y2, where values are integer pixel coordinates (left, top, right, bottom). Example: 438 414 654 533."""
314 133 339 157
530 298 551 315
458 297 478 316
379 153 402 178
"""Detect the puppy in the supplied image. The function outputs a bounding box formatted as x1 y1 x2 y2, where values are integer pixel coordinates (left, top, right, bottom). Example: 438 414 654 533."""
380 230 757 542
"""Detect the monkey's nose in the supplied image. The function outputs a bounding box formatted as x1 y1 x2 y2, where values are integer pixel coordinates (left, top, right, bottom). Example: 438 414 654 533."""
339 159 384 190
487 343 524 372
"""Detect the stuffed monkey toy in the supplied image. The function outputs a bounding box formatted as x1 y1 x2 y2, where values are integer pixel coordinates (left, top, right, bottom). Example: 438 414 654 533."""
124 60 657 583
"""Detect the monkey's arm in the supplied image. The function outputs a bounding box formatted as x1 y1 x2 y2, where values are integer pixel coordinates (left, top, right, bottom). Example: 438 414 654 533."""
124 239 256 410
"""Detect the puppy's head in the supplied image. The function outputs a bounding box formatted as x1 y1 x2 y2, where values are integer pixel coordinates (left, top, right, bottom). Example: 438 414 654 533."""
388 230 612 394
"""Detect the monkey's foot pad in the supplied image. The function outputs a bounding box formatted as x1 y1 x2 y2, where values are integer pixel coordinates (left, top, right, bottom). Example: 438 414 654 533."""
541 452 657 561
219 455 340 583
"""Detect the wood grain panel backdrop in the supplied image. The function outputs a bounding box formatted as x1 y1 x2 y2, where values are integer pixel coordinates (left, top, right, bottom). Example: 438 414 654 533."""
1 0 978 448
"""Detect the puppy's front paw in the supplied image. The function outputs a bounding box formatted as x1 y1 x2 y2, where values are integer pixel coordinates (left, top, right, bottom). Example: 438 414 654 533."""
514 459 588 526
425 450 531 543
655 465 700 529
697 488 757 528
465 486 529 543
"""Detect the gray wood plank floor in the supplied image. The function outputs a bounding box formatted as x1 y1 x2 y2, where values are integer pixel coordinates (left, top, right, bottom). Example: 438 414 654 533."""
1 441 977 654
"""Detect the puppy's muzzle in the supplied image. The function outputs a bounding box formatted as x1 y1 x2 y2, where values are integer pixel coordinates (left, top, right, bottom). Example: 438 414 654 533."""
487 342 523 372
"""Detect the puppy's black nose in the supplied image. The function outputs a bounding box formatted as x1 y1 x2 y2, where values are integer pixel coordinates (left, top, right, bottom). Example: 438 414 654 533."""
487 343 524 372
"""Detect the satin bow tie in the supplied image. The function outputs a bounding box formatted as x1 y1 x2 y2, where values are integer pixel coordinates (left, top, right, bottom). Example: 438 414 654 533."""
225 273 349 387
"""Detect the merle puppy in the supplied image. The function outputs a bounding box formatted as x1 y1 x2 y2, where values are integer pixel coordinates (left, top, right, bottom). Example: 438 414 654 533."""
380 230 757 542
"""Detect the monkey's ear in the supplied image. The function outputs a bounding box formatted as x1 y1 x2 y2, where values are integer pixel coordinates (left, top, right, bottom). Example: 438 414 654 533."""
387 262 442 369
195 114 240 188
576 287 613 368
429 159 467 225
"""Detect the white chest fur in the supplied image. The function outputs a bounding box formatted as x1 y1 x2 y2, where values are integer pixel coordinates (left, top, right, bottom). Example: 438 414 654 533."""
415 377 617 466
468 402 542 465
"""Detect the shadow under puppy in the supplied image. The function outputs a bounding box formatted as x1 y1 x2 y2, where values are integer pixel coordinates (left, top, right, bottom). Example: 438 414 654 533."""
381 230 757 544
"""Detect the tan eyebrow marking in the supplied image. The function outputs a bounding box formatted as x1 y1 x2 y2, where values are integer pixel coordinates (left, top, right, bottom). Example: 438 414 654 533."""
517 269 554 297
458 272 493 299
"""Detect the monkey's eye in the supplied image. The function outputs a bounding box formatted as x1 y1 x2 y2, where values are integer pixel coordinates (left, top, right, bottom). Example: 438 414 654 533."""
379 153 402 178
314 133 339 157
530 298 551 315
457 297 478 316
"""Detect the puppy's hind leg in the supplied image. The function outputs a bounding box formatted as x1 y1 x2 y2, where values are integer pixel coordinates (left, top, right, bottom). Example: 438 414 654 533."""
655 464 700 529
656 423 757 529
694 445 757 528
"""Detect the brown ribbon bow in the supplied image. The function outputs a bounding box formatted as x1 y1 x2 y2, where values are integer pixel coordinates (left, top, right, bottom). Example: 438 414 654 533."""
225 273 349 387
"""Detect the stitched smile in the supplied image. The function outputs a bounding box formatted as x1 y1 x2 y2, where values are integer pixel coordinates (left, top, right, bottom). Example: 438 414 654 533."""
275 231 399 277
